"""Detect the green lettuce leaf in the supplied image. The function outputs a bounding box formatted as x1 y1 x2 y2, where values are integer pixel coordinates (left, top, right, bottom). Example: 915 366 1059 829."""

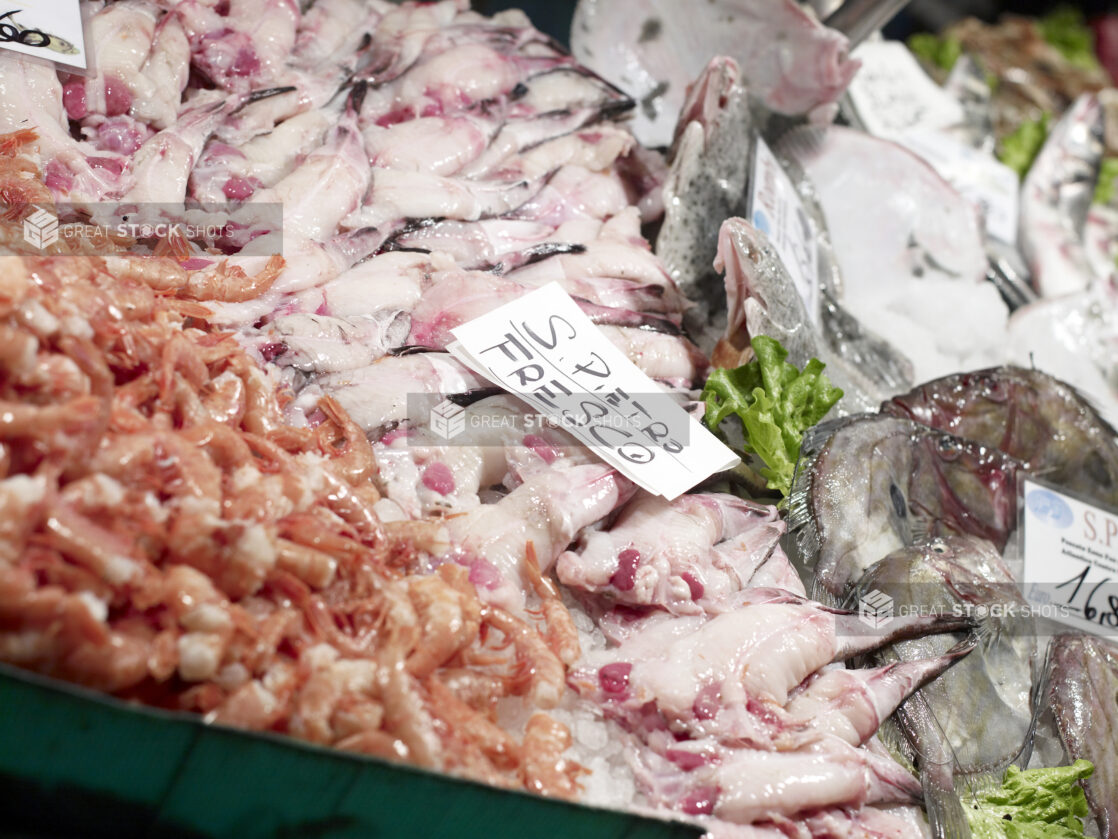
966 760 1094 839
1038 7 1101 71
998 113 1051 179
701 336 842 497
1094 157 1118 206
908 32 963 73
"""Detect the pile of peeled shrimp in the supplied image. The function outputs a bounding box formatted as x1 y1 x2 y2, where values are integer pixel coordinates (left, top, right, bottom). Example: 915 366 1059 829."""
0 131 583 798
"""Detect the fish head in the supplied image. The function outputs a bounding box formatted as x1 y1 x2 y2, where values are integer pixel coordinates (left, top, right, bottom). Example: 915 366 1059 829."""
788 415 918 597
715 217 817 363
672 55 742 147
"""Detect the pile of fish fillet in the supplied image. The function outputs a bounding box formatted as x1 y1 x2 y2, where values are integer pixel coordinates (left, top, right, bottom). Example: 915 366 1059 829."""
0 1 1115 838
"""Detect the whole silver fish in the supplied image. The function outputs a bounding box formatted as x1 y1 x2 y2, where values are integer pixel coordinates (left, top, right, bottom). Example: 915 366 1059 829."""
1049 633 1118 839
850 536 1038 779
714 217 893 413
656 56 751 312
884 365 1118 509
787 414 1023 597
1020 93 1110 297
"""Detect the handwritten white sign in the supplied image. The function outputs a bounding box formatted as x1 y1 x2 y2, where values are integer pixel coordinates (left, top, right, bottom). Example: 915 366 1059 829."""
448 284 739 499
0 0 87 69
848 41 965 138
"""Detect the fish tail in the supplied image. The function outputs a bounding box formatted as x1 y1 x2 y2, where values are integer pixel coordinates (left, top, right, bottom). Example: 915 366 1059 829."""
894 691 971 838
922 762 971 839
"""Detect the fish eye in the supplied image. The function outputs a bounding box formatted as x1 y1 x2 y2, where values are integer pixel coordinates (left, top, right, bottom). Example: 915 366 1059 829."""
936 436 961 457
930 540 948 554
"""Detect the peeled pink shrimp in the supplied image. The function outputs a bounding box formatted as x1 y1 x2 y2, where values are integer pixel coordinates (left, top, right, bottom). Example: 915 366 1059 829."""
444 462 636 613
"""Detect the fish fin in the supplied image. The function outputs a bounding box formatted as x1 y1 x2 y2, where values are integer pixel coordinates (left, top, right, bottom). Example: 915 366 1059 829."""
923 766 972 839
809 577 841 609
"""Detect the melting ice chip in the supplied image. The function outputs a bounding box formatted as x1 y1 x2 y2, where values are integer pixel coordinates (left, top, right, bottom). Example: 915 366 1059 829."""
1026 487 1074 529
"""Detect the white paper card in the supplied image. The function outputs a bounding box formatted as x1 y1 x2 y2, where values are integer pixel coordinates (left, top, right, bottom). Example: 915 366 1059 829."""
748 136 819 324
848 41 965 139
1021 478 1118 638
447 284 739 500
0 0 87 69
899 129 1020 245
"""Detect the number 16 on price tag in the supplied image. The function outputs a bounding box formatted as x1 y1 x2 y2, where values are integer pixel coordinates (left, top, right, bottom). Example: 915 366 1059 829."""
1021 478 1118 637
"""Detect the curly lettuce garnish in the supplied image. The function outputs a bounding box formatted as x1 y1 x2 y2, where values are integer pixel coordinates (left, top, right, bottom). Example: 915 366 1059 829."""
998 113 1051 179
701 336 842 498
1038 7 1101 71
1094 157 1118 206
966 760 1094 839
908 32 963 73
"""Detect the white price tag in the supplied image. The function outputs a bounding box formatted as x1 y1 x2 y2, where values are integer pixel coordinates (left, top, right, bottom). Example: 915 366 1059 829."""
748 137 819 324
848 41 965 139
0 0 87 69
899 129 1020 245
1021 478 1118 638
447 284 739 500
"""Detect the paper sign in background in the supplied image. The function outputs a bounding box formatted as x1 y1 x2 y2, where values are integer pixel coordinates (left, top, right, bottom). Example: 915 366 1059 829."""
0 0 87 69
